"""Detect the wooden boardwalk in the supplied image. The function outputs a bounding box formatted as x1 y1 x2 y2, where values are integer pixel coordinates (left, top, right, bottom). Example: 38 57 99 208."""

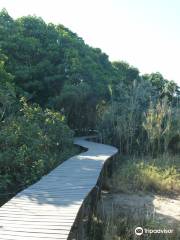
0 137 118 240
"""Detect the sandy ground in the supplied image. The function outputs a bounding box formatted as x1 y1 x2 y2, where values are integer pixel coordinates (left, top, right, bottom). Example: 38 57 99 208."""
99 192 180 230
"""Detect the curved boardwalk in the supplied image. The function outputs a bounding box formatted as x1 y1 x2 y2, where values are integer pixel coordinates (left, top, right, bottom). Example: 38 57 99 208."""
0 137 118 240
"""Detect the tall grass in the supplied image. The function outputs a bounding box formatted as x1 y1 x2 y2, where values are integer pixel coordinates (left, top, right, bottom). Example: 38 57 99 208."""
96 206 180 240
107 154 180 195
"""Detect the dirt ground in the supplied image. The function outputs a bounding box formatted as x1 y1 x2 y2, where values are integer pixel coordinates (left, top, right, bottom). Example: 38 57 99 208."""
98 191 180 234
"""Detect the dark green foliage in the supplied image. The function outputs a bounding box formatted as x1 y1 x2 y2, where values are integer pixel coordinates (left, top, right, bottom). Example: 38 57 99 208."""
0 98 74 198
0 53 16 120
143 72 179 101
0 10 113 129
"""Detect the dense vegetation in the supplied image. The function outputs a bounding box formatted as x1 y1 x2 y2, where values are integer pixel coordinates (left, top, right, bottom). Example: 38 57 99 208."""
0 9 179 238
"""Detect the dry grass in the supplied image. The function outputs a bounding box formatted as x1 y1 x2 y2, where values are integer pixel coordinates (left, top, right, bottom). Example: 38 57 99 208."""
91 194 180 240
102 212 179 240
108 154 180 195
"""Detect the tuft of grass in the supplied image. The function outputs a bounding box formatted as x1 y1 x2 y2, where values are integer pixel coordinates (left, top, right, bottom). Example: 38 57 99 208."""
108 154 180 195
102 214 179 240
90 198 180 240
92 202 180 240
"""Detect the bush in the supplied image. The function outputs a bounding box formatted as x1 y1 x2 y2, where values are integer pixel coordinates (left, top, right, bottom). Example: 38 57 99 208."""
0 99 75 198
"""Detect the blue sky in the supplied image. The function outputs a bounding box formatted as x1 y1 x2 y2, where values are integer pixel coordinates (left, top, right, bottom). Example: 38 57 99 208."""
0 0 180 85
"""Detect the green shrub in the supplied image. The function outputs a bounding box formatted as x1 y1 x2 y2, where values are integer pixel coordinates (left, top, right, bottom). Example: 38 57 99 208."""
0 99 75 199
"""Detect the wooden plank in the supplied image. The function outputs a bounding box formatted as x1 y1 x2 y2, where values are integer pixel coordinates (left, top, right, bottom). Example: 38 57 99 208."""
0 137 118 240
